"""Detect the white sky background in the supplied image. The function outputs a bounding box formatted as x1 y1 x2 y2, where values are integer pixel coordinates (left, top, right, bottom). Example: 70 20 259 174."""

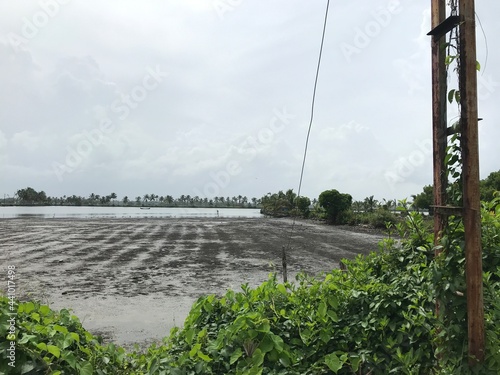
0 0 498 202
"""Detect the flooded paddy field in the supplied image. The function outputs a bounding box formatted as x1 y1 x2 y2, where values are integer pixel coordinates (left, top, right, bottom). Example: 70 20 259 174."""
0 217 385 348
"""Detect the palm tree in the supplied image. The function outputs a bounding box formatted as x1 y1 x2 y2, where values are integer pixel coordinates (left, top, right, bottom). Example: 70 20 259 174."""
143 194 150 204
135 196 142 206
382 198 396 211
123 196 129 205
363 196 378 213
353 201 363 213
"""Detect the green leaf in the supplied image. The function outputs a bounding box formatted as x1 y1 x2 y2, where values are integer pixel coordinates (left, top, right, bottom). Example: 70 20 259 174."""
270 334 284 352
319 330 330 343
247 367 263 375
63 352 77 368
62 333 74 349
327 295 339 309
230 347 243 364
37 342 48 351
53 325 68 334
278 352 291 367
350 356 362 372
299 328 312 344
448 89 456 104
18 334 37 344
318 301 327 319
24 302 35 314
277 284 287 295
448 89 456 103
197 351 212 362
78 361 93 375
445 55 456 65
325 353 343 373
31 312 40 323
476 60 481 71
39 305 50 316
185 328 195 345
47 345 61 358
255 320 270 333
70 332 80 343
259 335 274 353
189 343 201 358
250 348 264 367
327 310 339 322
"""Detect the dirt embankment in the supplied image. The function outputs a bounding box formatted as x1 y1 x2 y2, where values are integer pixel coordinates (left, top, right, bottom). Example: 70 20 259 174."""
0 217 385 348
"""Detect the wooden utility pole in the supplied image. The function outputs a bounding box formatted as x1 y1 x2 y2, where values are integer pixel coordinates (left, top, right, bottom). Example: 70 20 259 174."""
430 0 448 255
428 0 484 365
459 0 485 363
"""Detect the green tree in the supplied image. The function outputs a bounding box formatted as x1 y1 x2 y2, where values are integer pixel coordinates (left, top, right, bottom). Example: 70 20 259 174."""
363 195 378 213
412 185 433 211
16 187 47 205
480 170 500 201
295 196 311 217
318 189 352 224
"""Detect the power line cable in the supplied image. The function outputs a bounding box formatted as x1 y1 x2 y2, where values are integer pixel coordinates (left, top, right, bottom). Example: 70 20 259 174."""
285 0 330 254
475 12 488 75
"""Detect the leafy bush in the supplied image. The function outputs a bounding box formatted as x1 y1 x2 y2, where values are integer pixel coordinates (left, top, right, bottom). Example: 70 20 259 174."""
0 299 131 374
347 209 399 229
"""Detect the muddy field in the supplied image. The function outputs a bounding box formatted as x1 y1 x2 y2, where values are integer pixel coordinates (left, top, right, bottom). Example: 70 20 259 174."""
0 217 385 349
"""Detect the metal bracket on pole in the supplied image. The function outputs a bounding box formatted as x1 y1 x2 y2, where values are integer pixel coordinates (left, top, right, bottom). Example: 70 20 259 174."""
427 15 460 38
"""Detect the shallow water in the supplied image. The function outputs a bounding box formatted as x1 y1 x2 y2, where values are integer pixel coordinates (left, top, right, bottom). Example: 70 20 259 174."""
0 206 262 219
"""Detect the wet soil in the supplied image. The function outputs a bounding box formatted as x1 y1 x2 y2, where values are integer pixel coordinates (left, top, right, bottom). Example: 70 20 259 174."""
0 217 385 349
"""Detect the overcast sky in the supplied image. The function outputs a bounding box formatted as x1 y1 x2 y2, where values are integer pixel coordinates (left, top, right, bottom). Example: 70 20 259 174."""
0 0 498 202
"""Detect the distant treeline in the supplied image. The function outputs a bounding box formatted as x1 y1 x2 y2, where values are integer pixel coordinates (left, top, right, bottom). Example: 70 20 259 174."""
8 187 260 208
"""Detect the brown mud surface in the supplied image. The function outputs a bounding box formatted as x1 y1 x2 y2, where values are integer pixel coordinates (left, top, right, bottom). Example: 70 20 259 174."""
0 217 385 349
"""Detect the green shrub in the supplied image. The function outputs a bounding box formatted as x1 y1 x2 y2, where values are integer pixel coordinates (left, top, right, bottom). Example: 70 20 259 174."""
0 299 132 374
369 209 398 229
